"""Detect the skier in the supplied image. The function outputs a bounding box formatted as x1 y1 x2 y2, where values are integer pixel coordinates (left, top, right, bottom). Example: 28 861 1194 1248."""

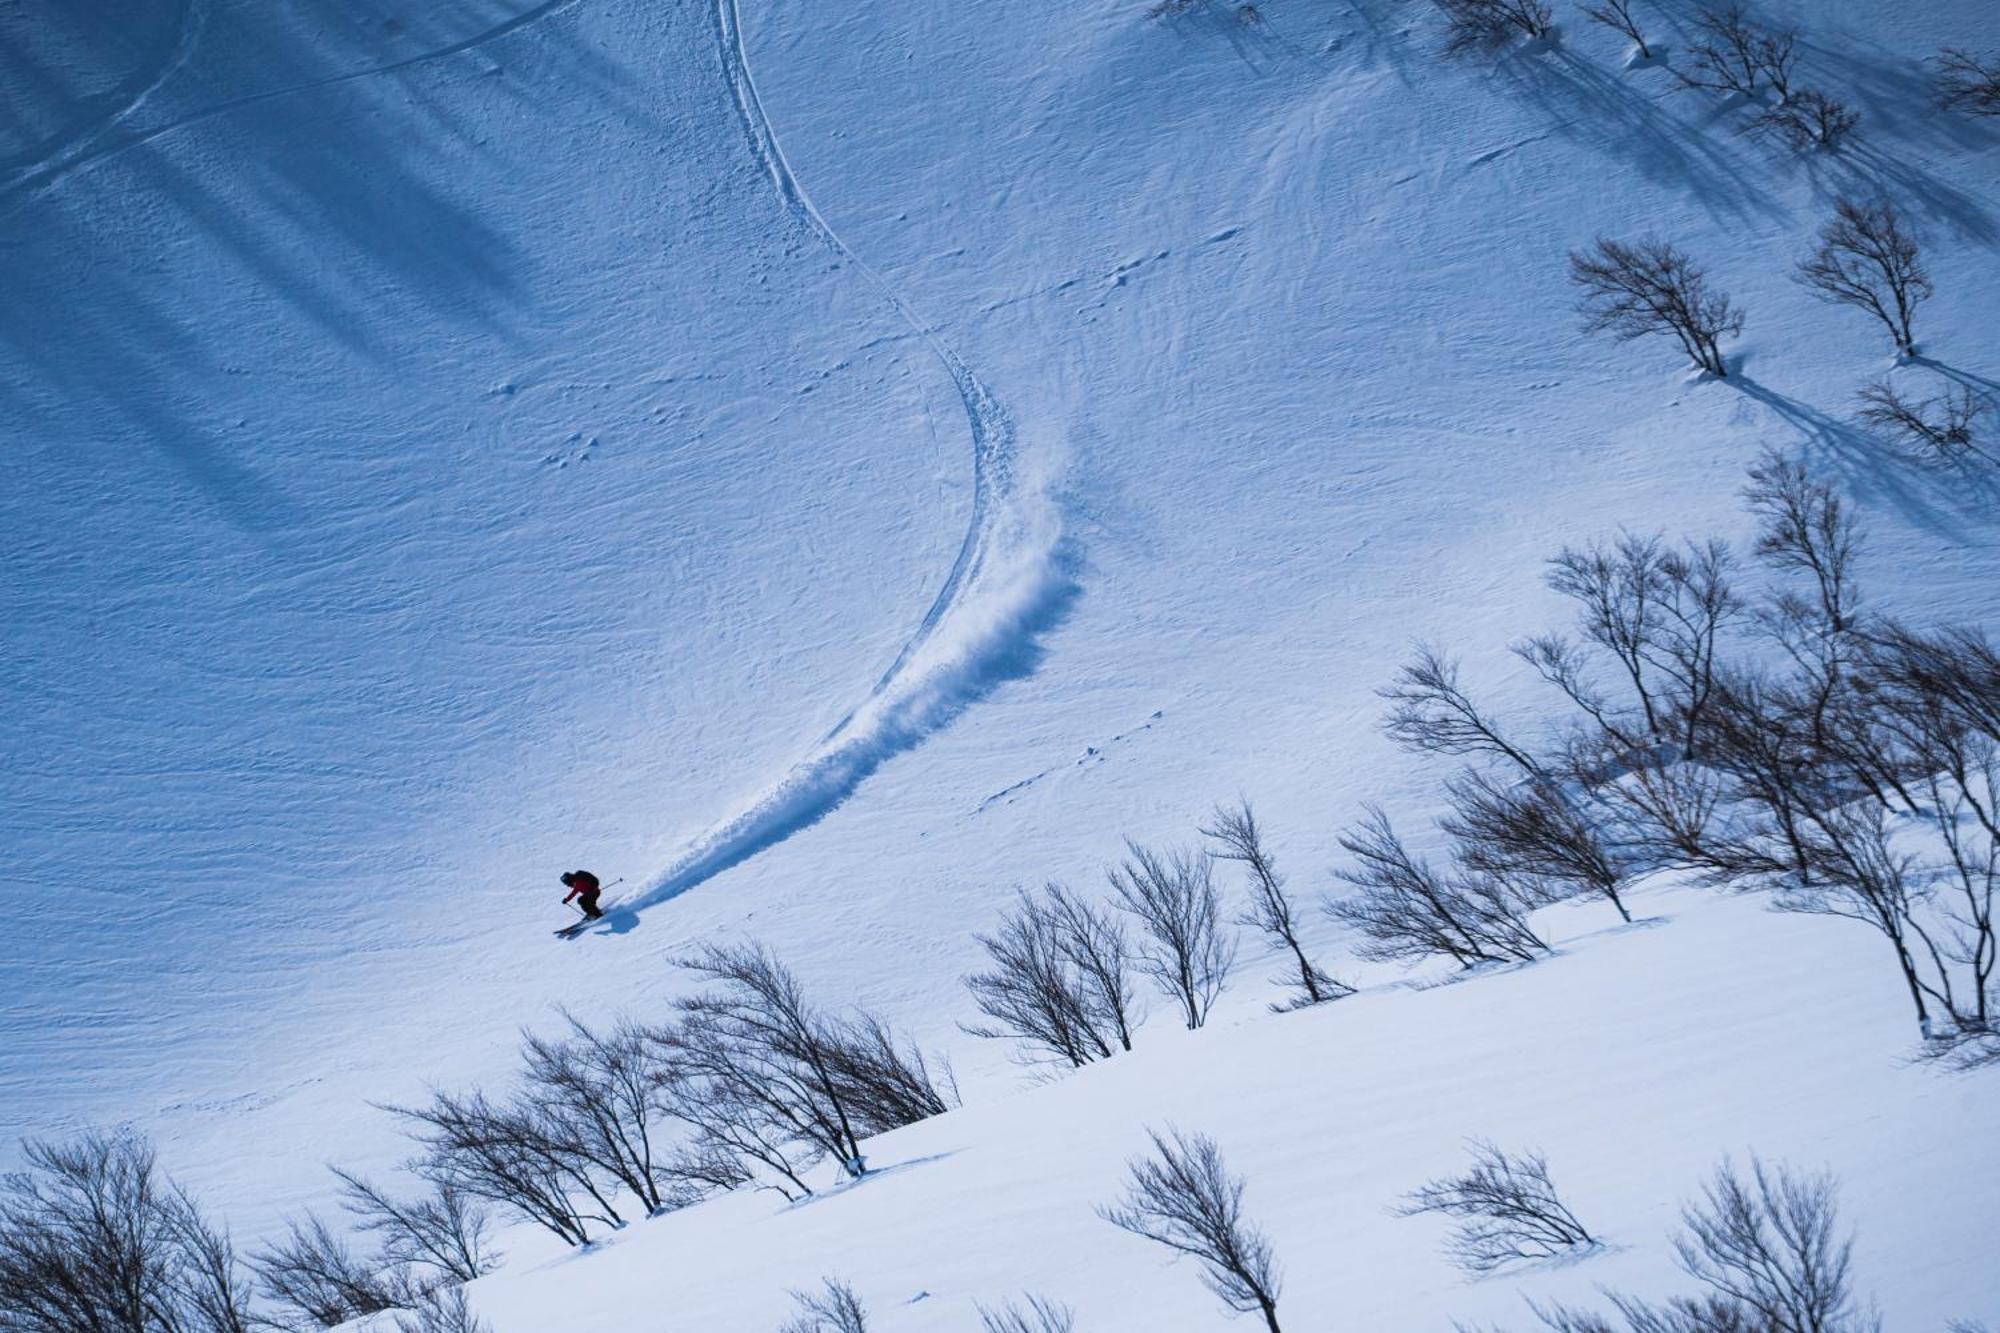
560 869 605 920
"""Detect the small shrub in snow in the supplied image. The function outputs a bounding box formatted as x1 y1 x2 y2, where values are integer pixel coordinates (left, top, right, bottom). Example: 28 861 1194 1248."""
1099 1128 1283 1333
0 1130 259 1333
1678 6 1796 101
1203 799 1353 1009
1751 88 1858 152
1796 198 1930 357
394 1286 492 1333
333 1171 496 1287
251 1212 400 1327
780 1277 869 1333
978 1293 1078 1333
1933 48 2000 116
1434 0 1554 58
1582 0 1649 61
1399 1141 1598 1273
965 882 1139 1068
1108 841 1238 1029
1569 237 1742 378
1327 806 1553 968
1856 379 1990 462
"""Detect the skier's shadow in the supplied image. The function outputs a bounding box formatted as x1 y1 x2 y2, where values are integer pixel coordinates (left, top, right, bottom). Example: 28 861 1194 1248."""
598 904 642 936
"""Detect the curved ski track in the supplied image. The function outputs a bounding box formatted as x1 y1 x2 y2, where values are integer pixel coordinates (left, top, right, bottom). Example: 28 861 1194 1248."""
617 0 1062 914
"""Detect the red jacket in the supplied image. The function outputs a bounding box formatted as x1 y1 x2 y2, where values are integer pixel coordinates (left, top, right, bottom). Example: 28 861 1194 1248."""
563 871 601 904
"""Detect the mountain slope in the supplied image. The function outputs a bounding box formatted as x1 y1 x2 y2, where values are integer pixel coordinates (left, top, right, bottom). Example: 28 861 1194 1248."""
1 0 1996 1323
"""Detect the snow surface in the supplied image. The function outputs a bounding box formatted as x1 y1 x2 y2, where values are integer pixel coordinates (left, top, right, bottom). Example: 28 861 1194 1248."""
3 0 1998 1325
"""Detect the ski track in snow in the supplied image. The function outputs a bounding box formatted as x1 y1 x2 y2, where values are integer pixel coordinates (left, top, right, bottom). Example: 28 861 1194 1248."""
613 1 1071 917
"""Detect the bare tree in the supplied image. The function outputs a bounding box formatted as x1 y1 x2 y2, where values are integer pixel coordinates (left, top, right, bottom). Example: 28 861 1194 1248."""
674 941 947 1181
159 1186 257 1333
1435 0 1554 56
1527 1291 1787 1332
677 942 870 1180
1099 1129 1283 1333
1752 89 1858 152
385 1088 613 1246
1583 0 1649 59
1674 1159 1872 1333
1203 800 1352 1008
250 1213 398 1329
1399 1141 1597 1273
1569 238 1742 378
331 1170 494 1286
1856 380 1991 463
1744 451 1860 636
1044 883 1142 1052
1327 807 1552 968
780 1278 868 1333
520 1011 681 1214
0 1130 257 1333
393 1287 492 1333
650 1020 819 1201
1679 6 1796 101
965 884 1137 1069
1525 534 1739 760
822 1014 959 1135
1933 48 2000 116
979 1294 1077 1333
1485 1157 1876 1333
1444 770 1637 922
1381 645 1544 777
1108 842 1238 1029
1796 200 1930 356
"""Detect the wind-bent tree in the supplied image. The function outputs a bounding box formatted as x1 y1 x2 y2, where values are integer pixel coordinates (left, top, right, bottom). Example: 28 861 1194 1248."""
1933 48 2000 116
1796 199 1931 357
1399 1141 1597 1272
250 1213 399 1328
780 1278 869 1333
332 1170 495 1286
1327 807 1552 968
1436 0 1554 56
1856 380 1990 462
1583 0 1650 59
1203 800 1352 1008
1679 5 1796 101
1109 842 1237 1029
1753 89 1859 152
0 1130 258 1333
1570 238 1742 378
1100 1129 1284 1333
1381 644 1544 777
1444 771 1637 922
965 883 1139 1069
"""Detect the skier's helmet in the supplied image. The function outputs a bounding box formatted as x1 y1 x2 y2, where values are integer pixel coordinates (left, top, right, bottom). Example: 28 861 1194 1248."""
560 871 576 886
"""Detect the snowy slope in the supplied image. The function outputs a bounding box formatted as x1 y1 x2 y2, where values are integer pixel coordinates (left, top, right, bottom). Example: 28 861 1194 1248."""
452 885 2000 1331
3 0 1999 1322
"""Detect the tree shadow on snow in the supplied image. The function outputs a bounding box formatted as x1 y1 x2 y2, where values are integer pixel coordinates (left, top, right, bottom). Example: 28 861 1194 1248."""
1486 43 1789 229
1725 368 1993 543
